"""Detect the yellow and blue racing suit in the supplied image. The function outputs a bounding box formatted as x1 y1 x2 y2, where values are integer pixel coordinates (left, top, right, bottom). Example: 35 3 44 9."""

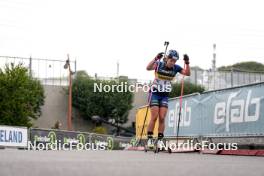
149 61 182 108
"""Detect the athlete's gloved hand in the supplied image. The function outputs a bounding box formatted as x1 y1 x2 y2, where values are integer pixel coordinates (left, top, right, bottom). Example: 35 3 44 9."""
183 54 190 64
154 52 164 61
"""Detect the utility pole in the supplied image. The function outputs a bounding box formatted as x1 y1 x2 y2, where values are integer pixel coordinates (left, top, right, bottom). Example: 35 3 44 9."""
29 56 32 77
212 44 216 72
64 54 73 130
117 60 119 82
212 44 216 89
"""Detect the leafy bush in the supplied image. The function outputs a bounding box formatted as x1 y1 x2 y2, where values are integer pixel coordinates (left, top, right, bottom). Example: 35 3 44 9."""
72 71 133 124
169 81 205 98
0 63 45 127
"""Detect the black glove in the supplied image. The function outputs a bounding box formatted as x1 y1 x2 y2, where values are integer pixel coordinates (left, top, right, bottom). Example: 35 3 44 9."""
183 54 190 64
155 52 164 61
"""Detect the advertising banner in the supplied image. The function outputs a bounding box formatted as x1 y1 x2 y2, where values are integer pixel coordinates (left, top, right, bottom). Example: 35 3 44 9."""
29 128 132 150
136 82 264 138
89 133 132 150
0 125 28 147
29 128 91 150
135 107 159 139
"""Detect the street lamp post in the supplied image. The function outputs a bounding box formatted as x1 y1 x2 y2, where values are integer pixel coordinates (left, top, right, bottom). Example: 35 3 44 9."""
64 54 73 130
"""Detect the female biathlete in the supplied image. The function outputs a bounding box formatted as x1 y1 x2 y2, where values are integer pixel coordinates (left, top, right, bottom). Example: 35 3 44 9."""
146 50 190 148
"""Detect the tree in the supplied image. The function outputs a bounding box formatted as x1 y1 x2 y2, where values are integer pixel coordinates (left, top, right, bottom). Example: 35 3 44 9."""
218 61 264 72
72 71 133 125
191 66 204 71
169 81 205 98
0 63 45 127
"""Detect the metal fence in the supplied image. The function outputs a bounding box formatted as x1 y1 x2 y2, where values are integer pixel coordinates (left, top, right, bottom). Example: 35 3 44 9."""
174 68 264 90
0 56 76 86
1 56 263 90
93 68 264 91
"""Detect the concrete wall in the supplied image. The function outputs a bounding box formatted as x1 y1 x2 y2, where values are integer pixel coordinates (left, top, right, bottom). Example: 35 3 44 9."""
124 89 148 127
32 85 93 132
33 85 148 132
32 85 67 129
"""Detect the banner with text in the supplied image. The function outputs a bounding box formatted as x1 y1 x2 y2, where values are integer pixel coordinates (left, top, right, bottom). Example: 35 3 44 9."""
164 82 264 137
0 125 28 147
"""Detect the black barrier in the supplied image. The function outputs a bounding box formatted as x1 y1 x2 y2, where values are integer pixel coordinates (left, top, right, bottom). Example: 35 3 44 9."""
29 128 133 150
29 128 91 150
90 133 133 150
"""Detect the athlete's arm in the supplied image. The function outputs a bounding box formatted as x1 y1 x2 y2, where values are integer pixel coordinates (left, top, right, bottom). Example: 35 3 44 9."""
146 52 164 71
146 58 158 70
180 64 190 76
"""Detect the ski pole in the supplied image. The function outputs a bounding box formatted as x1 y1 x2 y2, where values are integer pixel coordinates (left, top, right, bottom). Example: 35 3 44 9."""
136 92 152 146
176 63 186 149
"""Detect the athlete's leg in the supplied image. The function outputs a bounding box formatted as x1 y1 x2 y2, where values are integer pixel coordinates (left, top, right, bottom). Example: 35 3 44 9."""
146 94 160 148
158 107 168 134
147 106 159 134
147 106 159 148
147 93 160 134
158 96 168 134
157 98 168 150
157 106 167 150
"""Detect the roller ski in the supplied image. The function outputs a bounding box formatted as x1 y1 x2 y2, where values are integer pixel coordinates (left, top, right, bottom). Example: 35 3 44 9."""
144 138 167 153
144 138 159 153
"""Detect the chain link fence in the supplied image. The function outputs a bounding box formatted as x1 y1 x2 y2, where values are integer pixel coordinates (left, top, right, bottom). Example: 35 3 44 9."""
81 68 264 91
185 68 264 90
0 56 76 86
1 56 263 90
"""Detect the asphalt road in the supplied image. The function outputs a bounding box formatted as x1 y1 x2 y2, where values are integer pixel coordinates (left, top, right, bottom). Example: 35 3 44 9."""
0 149 264 176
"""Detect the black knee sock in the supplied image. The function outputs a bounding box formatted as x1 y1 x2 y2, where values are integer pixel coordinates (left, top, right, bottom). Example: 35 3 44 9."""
147 131 153 139
158 133 164 140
